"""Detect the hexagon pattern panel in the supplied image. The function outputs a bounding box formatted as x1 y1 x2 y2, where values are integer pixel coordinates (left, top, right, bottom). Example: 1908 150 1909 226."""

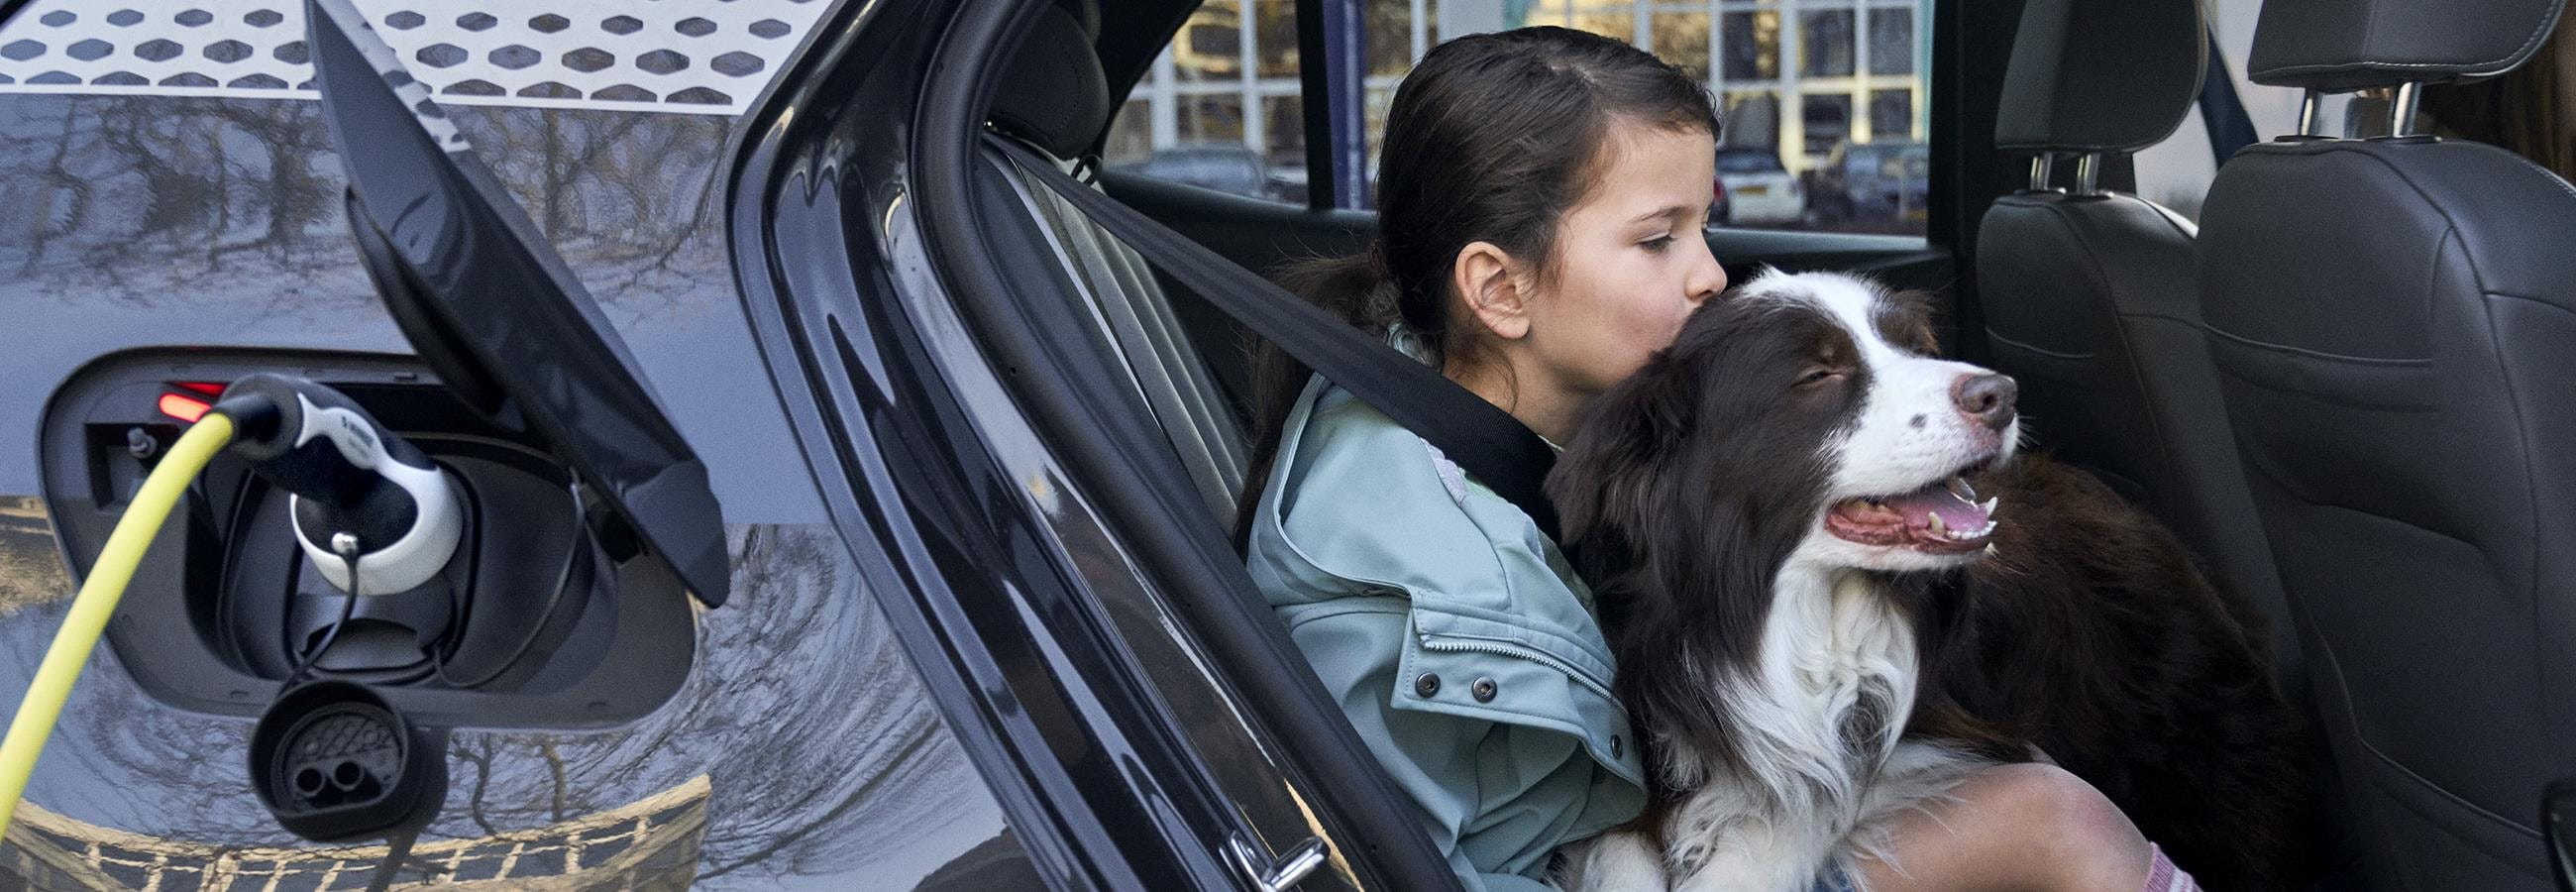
0 0 827 115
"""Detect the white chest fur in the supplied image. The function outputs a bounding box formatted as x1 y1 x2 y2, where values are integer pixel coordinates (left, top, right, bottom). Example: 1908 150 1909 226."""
1619 565 1959 891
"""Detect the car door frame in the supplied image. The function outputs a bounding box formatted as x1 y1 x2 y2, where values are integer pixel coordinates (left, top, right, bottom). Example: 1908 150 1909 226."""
724 0 1462 889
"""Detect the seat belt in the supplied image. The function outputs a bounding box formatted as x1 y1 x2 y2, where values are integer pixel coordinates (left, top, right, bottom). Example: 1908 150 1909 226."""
988 133 1563 540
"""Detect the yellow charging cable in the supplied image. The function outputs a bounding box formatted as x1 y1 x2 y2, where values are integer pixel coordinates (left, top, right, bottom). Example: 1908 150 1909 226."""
0 412 237 837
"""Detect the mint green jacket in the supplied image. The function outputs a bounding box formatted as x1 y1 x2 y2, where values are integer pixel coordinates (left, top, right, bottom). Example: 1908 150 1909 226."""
1244 377 1648 890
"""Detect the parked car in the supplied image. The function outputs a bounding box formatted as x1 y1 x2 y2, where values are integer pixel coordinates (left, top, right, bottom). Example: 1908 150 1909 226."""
1806 140 1931 225
1712 147 1807 226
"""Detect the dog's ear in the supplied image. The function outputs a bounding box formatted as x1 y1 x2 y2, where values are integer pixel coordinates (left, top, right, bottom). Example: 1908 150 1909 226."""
1547 355 1692 548
1880 288 1944 356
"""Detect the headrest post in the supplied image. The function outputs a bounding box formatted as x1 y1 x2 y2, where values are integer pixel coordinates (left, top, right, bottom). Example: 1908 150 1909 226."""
2029 154 2058 192
2072 153 2102 196
2388 81 2422 138
2297 90 2323 137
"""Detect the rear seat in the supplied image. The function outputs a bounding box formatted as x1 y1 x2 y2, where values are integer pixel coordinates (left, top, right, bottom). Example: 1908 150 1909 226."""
984 0 1248 523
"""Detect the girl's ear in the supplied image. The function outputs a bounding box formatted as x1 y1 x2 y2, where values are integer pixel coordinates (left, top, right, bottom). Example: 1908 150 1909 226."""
1452 241 1531 341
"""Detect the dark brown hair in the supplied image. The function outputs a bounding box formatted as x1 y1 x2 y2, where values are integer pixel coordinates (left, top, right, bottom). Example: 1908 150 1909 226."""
1234 26 1719 546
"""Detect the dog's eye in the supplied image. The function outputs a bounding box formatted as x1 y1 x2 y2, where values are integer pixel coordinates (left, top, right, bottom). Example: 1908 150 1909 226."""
1797 368 1845 387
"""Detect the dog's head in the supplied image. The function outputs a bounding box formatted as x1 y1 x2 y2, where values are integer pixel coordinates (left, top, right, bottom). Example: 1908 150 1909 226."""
1550 268 2019 590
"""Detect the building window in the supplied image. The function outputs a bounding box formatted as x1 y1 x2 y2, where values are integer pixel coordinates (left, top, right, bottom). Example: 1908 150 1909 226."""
1868 7 1914 76
1108 99 1153 162
1182 94 1248 144
1367 0 1416 76
1570 4 1636 44
1801 9 1856 78
1257 0 1299 77
1721 10 1780 81
1870 88 1913 141
1651 11 1711 80
1803 92 1853 156
1176 0 1242 82
1106 0 1935 230
1262 94 1306 167
1724 90 1782 151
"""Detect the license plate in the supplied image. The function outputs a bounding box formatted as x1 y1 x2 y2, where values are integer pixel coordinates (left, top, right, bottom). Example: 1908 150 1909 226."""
1736 184 1770 196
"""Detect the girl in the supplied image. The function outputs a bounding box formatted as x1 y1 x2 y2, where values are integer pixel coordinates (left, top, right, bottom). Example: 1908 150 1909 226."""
1238 26 2187 892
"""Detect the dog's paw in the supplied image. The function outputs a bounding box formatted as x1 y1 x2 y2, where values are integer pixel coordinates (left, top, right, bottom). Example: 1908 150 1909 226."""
1553 831 1667 891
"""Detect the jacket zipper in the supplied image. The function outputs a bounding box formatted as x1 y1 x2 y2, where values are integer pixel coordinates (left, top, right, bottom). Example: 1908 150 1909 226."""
1417 634 1617 703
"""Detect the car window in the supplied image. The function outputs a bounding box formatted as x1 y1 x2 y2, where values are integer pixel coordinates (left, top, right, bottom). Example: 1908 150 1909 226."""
2131 0 2330 221
1104 0 1308 204
1106 0 1935 235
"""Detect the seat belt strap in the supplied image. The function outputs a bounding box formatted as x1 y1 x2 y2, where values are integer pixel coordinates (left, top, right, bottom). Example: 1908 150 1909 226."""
988 134 1562 540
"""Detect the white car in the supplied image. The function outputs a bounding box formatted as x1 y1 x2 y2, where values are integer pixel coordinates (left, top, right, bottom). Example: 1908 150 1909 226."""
1714 148 1807 226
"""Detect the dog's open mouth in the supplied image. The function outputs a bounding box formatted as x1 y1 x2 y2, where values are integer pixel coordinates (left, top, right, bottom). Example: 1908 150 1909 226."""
1824 475 1999 554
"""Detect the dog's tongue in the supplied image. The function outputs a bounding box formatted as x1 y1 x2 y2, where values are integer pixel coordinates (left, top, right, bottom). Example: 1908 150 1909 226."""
1883 477 1992 531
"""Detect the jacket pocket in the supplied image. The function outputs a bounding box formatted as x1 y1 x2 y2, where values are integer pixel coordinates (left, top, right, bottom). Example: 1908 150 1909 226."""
1401 630 1645 787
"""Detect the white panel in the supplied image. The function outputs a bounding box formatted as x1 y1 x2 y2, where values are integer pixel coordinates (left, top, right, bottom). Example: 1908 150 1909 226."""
0 0 830 116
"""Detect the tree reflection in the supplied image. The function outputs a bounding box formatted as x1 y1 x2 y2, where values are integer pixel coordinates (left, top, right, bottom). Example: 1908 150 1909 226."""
3 518 996 886
0 97 732 319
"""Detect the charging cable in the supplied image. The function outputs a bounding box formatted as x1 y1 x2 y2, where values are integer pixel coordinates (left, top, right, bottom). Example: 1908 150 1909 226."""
0 413 238 836
0 374 463 836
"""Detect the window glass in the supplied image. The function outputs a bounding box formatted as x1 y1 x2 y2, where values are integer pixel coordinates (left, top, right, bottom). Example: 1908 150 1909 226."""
1176 0 1242 83
1868 7 1914 75
1803 92 1853 155
1801 10 1856 77
1108 0 1939 233
1107 0 1303 204
1653 11 1712 79
1722 11 1782 80
2130 0 2319 222
1870 88 1913 140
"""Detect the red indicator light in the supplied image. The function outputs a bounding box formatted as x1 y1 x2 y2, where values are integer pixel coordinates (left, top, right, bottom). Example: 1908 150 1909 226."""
158 392 212 423
171 381 227 396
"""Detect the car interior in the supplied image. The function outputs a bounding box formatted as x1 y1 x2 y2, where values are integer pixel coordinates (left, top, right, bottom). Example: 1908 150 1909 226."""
968 0 2576 886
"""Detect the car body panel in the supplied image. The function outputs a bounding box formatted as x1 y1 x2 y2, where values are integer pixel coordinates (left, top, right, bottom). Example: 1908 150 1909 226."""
0 2 1035 887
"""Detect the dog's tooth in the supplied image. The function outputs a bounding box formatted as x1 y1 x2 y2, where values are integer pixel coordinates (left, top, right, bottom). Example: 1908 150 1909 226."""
1926 513 1948 536
1945 477 1974 502
1981 497 2000 519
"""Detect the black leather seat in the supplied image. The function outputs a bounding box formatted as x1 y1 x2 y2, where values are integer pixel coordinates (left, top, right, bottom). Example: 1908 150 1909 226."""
2198 0 2576 887
987 0 1249 523
1977 0 2302 675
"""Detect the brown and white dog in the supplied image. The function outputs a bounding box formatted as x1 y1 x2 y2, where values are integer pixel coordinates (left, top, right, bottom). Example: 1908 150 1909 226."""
1546 270 2315 891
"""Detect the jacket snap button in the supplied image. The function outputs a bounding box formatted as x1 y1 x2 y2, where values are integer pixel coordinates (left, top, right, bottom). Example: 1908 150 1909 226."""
1471 677 1498 703
1414 673 1441 698
1611 735 1624 757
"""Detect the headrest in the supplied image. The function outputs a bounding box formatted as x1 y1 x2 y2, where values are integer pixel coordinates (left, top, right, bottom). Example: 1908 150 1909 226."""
2249 0 2565 91
1995 0 2207 154
991 1 1109 161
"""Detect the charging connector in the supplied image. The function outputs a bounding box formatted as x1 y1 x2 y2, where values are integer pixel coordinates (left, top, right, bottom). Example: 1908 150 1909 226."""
216 374 463 597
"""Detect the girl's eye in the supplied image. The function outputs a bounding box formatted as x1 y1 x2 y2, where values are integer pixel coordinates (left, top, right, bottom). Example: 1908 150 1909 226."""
1642 234 1675 253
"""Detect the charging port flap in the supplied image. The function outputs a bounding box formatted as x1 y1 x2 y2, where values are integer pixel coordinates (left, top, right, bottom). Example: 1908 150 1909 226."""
308 0 730 609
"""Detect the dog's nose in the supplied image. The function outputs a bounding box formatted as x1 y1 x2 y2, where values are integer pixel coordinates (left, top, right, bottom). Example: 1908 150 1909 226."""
1953 374 2018 431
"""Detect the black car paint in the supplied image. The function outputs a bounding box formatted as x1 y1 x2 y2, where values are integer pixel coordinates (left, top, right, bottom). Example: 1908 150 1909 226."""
724 0 1387 888
0 76 1021 892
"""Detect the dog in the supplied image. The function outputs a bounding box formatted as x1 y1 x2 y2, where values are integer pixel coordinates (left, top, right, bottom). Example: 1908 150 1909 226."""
1544 270 2315 890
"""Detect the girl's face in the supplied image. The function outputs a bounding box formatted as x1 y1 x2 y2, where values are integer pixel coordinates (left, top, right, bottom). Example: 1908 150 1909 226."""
1523 122 1728 400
